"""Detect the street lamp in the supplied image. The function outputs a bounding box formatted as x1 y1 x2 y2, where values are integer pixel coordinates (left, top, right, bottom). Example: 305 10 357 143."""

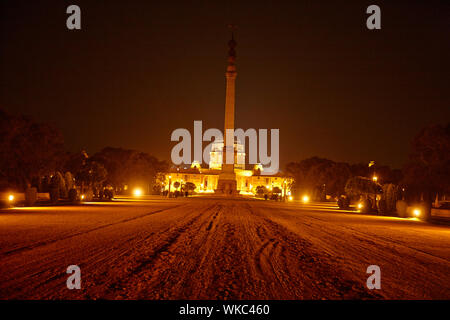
168 175 172 197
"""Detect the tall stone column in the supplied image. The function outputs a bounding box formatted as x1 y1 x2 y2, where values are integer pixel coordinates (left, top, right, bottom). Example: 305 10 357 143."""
216 32 238 194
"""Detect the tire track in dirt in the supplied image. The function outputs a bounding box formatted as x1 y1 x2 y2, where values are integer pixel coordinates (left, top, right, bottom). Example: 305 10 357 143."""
140 203 225 299
101 202 221 299
0 203 194 299
247 203 382 299
0 204 185 258
284 212 450 298
254 204 450 299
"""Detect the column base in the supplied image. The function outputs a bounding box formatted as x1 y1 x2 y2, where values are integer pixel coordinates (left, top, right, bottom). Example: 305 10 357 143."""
215 177 238 195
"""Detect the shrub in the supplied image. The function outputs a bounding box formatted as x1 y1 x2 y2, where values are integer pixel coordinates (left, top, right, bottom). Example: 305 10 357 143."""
104 189 114 200
256 186 266 197
25 187 37 206
337 196 350 209
361 198 372 214
345 176 382 198
50 187 59 203
396 200 408 218
55 172 67 199
184 182 196 193
272 186 282 194
65 172 74 191
68 188 78 203
337 197 344 209
381 183 401 214
85 189 94 201
378 199 387 214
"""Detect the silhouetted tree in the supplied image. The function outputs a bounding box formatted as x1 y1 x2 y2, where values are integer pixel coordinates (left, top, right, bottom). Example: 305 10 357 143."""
402 123 450 202
345 176 382 199
183 182 196 193
0 109 65 190
272 186 282 194
92 147 168 193
256 185 266 197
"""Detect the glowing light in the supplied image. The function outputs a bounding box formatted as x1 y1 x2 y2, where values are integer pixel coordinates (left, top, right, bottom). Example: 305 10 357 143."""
80 194 85 200
302 195 310 203
357 203 363 209
288 196 293 201
413 208 421 217
8 194 14 202
191 160 200 169
133 188 143 197
372 176 378 182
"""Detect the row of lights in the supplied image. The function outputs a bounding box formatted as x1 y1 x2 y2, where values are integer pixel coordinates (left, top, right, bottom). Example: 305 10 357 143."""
356 202 421 218
287 195 310 203
78 187 143 200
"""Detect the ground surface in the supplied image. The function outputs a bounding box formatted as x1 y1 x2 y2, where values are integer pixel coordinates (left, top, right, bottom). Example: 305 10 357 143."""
0 197 449 300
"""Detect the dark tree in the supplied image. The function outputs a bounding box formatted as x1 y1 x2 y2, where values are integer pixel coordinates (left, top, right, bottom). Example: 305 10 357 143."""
402 123 450 202
0 109 65 190
345 176 383 198
183 182 196 193
91 147 168 193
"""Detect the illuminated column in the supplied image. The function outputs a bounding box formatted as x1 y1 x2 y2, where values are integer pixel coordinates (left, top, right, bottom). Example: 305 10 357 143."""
223 33 237 174
216 29 238 194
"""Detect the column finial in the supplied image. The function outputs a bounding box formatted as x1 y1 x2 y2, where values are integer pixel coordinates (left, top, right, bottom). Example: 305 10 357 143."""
227 24 237 66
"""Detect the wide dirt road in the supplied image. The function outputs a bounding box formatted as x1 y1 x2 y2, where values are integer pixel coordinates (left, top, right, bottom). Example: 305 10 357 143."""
0 197 449 299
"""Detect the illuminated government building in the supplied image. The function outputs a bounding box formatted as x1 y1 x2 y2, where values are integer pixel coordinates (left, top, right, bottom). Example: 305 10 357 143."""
161 30 292 197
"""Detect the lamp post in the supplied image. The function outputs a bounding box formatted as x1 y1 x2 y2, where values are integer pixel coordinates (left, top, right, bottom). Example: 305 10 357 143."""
168 175 172 198
369 161 378 210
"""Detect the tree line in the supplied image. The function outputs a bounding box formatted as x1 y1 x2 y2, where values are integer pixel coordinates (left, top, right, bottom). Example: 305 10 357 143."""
0 109 168 198
1 108 448 205
285 123 449 204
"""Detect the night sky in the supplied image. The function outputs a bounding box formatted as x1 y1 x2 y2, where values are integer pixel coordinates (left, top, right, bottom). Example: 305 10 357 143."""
1 0 449 169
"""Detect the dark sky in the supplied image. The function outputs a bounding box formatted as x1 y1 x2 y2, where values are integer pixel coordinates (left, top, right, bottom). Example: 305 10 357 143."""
1 0 449 169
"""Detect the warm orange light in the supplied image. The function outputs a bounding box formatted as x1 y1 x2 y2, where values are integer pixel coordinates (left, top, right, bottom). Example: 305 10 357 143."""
302 195 310 203
80 194 85 200
8 194 14 202
372 176 378 182
413 208 421 217
357 203 363 209
133 188 143 197
288 196 293 201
